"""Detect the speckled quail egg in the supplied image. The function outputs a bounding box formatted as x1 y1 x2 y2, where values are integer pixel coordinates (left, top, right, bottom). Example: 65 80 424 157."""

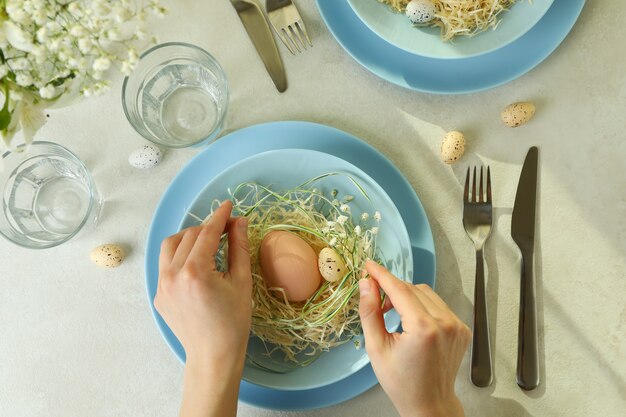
128 145 162 169
501 102 536 128
406 0 436 24
318 247 347 282
90 244 125 268
441 131 466 165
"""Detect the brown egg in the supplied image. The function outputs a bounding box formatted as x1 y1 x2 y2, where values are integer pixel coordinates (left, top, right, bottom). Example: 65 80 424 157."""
260 231 322 302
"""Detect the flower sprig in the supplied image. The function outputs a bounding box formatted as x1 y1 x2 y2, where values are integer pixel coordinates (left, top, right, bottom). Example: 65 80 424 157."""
0 0 166 149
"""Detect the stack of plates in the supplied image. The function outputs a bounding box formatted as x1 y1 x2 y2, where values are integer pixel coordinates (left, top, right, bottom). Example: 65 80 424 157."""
145 121 436 410
318 0 585 94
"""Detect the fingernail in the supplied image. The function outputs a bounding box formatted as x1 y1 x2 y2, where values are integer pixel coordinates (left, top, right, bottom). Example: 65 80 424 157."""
221 199 231 206
359 279 371 296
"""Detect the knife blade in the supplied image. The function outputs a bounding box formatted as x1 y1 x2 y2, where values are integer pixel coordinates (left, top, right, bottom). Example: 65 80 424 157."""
511 146 540 391
231 0 287 92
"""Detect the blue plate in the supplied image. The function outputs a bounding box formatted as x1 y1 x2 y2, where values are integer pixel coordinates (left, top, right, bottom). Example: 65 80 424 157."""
145 121 435 410
347 0 554 59
318 0 585 94
180 149 413 391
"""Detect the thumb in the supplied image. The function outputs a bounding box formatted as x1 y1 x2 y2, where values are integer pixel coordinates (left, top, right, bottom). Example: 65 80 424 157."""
359 278 389 356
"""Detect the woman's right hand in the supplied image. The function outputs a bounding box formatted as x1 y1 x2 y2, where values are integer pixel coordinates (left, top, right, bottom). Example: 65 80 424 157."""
359 260 471 417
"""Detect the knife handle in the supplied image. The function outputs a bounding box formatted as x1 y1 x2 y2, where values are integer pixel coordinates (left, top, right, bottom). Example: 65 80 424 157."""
517 252 539 390
470 249 493 387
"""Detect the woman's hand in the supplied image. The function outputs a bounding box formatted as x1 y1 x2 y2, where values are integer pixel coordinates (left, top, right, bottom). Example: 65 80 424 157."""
359 260 471 417
154 200 251 417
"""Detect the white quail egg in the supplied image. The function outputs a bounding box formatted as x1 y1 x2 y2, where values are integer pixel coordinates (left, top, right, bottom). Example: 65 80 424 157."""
128 145 162 169
406 0 436 24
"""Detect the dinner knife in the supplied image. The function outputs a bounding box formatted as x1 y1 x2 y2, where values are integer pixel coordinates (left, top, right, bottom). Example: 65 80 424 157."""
231 0 288 92
511 146 540 391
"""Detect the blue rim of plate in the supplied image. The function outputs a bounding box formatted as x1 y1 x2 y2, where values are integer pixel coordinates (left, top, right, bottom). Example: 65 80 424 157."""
145 121 436 411
317 0 585 94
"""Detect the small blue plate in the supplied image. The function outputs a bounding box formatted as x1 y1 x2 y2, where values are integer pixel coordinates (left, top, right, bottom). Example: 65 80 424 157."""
318 0 585 94
347 0 554 59
145 121 435 410
180 149 413 391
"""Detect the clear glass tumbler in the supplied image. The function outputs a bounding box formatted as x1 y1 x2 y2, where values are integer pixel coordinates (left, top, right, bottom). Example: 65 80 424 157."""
122 42 229 148
0 142 102 249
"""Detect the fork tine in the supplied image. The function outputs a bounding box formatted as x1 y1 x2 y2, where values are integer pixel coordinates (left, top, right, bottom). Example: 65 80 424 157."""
296 20 312 47
287 26 302 52
479 167 484 203
290 24 307 51
464 167 470 203
472 167 477 203
486 166 492 203
282 27 300 53
278 29 295 55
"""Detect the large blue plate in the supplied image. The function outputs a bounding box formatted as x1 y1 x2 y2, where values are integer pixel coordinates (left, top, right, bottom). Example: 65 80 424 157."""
318 0 585 94
145 121 435 410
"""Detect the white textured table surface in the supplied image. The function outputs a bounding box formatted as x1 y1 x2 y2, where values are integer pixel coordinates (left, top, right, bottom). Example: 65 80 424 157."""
1 1 625 416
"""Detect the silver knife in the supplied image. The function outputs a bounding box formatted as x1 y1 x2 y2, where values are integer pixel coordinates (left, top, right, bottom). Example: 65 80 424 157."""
511 146 540 391
231 0 287 92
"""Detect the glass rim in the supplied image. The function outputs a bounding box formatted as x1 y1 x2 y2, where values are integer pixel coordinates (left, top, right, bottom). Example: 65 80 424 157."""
121 41 229 149
0 141 99 249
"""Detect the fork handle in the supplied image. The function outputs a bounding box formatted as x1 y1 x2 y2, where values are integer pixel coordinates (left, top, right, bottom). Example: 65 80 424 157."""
470 248 493 387
517 251 539 390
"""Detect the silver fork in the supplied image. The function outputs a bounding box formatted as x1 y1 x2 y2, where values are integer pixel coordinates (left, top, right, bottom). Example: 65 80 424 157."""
266 0 312 55
463 166 494 387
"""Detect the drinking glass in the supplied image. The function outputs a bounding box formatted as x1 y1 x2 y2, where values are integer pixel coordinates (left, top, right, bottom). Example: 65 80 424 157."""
0 142 102 249
122 42 229 148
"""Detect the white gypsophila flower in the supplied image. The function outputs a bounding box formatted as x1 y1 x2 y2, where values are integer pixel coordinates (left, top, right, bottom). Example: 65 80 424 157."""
120 61 134 76
326 221 335 229
337 215 348 225
1 0 166 150
15 73 34 86
329 237 337 247
360 212 369 221
3 21 34 52
92 57 111 72
371 227 379 235
354 225 362 236
340 204 350 213
331 199 340 206
11 58 30 70
374 211 382 222
39 85 56 99
69 25 87 38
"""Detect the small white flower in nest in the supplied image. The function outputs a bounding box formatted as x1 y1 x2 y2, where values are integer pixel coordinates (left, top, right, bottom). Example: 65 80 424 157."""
329 237 337 247
374 211 382 222
340 204 350 213
337 215 348 225
354 225 362 236
371 227 379 235
361 212 369 221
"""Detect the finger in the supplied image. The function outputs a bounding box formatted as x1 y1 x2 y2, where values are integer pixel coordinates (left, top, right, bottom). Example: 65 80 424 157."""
187 201 234 272
381 296 393 314
365 261 429 320
170 226 204 270
158 229 186 272
359 278 389 356
410 285 443 319
227 217 251 285
415 283 451 312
